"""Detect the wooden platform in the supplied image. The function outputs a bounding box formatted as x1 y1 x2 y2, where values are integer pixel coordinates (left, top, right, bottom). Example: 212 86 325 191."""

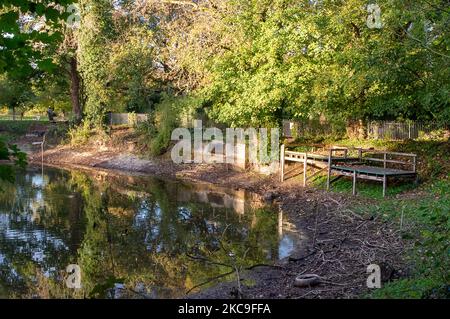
280 145 418 197
331 165 416 177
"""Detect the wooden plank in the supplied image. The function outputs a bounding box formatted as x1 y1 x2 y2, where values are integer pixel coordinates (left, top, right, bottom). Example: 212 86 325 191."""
363 157 412 165
363 150 417 158
285 157 307 163
331 170 384 181
285 151 307 156
331 165 415 176
330 147 349 152
329 175 344 184
306 166 327 181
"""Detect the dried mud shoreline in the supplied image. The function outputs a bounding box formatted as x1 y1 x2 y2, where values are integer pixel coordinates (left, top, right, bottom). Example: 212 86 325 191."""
26 144 409 299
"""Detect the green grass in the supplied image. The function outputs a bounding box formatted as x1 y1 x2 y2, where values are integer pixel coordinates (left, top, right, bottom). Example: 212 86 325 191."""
310 174 416 199
357 176 450 299
0 120 49 134
289 138 449 298
0 120 52 144
0 115 47 120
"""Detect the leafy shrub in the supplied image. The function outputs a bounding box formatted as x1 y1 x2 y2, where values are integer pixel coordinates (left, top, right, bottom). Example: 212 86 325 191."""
0 137 27 185
68 121 93 146
137 94 201 157
137 95 179 156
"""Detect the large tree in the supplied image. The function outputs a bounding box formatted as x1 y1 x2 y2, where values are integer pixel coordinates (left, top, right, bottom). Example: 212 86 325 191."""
0 73 35 119
77 0 114 126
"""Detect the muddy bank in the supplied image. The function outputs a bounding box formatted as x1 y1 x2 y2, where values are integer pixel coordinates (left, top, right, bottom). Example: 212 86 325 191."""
26 144 408 299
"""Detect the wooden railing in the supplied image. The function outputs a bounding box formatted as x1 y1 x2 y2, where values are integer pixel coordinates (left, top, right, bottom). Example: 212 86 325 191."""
281 144 418 196
356 149 417 173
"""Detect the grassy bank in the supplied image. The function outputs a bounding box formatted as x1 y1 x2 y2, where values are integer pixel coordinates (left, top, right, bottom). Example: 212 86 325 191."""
332 139 449 299
288 137 449 298
294 138 449 298
361 177 449 298
0 120 49 142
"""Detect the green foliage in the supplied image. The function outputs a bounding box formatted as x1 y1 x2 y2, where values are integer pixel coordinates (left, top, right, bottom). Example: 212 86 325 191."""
0 73 35 116
77 0 115 126
0 137 27 184
0 0 75 75
312 174 415 199
198 0 450 127
108 25 157 113
371 277 448 299
137 94 201 157
368 177 450 299
137 95 181 156
67 120 106 146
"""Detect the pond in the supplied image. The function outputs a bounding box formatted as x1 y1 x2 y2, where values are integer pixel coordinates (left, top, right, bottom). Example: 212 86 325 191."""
0 166 302 299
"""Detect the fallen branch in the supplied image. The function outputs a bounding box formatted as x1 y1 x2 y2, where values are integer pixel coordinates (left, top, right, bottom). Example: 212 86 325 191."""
185 270 235 295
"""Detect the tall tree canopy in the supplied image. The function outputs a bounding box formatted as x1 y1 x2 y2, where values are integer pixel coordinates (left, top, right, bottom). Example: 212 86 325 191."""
190 0 450 126
2 0 449 128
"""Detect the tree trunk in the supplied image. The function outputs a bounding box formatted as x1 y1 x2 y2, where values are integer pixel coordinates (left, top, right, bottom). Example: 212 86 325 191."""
70 56 82 123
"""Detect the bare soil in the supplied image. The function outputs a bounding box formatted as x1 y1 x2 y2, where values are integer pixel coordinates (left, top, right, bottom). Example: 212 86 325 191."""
21 129 410 299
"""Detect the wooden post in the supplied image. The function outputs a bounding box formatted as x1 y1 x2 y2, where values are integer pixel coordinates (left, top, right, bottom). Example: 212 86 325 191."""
327 150 332 191
383 153 387 169
303 153 307 187
383 175 387 198
41 133 46 164
358 148 363 162
280 144 285 182
352 170 357 196
413 155 419 185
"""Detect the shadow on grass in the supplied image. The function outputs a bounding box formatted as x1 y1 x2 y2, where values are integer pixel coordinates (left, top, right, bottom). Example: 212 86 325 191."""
312 174 417 199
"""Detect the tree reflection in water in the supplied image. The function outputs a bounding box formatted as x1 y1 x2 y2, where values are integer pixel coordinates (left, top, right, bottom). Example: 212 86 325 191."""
0 166 300 299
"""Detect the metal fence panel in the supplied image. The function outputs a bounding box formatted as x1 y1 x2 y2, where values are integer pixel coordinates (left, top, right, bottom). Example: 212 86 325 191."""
367 121 448 140
107 113 148 126
284 120 448 141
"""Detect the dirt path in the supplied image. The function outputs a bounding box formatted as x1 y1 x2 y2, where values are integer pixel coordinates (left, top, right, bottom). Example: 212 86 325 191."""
25 143 408 299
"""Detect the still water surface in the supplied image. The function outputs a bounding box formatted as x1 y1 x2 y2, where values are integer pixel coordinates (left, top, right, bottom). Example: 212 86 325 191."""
0 166 300 298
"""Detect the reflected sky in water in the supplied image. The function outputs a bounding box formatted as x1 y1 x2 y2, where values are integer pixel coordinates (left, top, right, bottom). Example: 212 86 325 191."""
0 166 301 299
